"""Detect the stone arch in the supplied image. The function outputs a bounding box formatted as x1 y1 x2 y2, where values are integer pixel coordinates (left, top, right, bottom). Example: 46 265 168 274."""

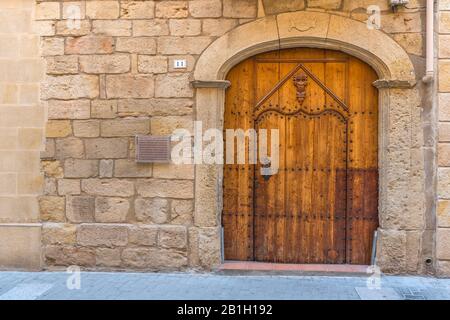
192 12 424 273
194 12 416 84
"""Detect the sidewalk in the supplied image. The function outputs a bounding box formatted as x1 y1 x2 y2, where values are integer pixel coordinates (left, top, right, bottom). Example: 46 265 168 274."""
0 271 449 300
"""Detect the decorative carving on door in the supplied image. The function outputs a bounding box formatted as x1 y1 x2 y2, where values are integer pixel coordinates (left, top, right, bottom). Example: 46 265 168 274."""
292 73 308 105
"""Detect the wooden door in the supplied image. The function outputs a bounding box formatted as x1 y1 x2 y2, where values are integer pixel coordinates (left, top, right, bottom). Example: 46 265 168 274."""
223 48 379 265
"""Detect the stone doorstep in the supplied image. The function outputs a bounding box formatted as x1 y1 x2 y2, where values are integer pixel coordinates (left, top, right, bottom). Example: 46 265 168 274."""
217 261 371 276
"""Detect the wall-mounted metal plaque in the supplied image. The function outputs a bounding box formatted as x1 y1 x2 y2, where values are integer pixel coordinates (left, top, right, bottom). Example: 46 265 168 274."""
135 135 171 163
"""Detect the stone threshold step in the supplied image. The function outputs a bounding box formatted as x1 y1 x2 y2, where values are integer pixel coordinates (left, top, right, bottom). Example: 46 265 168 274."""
216 261 372 276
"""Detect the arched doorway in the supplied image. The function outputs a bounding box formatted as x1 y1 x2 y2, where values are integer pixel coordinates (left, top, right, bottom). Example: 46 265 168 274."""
222 48 379 265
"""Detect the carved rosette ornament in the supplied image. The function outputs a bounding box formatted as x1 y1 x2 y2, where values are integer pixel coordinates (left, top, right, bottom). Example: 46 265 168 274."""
293 73 308 105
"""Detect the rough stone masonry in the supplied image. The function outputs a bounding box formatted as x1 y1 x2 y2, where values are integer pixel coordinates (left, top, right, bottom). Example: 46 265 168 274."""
0 0 445 274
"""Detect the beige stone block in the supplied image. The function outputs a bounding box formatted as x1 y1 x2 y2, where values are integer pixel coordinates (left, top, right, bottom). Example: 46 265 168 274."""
439 122 450 142
0 151 16 172
57 179 81 196
55 20 91 36
117 98 193 117
55 137 85 159
198 227 221 267
92 20 132 36
46 120 72 138
73 120 100 138
0 225 41 270
342 0 389 11
153 164 194 180
171 199 194 225
0 127 18 150
136 179 194 199
44 245 95 267
85 138 128 159
86 1 120 19
0 7 31 33
100 119 149 137
159 225 187 249
189 0 222 18
66 195 95 223
46 56 79 75
0 195 39 223
99 159 114 178
44 177 57 196
39 195 65 222
0 35 20 58
0 173 16 195
437 228 450 260
223 0 257 18
18 83 40 104
157 36 212 54
138 55 168 74
0 83 18 104
392 33 424 56
17 173 43 195
18 128 43 150
62 2 86 20
114 159 152 178
307 0 340 10
41 139 56 160
121 1 155 19
16 151 40 173
80 54 131 74
41 160 64 179
128 225 158 246
0 106 45 127
440 12 450 33
202 19 238 36
381 12 423 33
437 260 450 277
438 200 450 228
439 35 450 58
36 2 60 20
41 38 64 56
122 247 187 269
96 247 121 267
91 100 117 119
132 19 169 36
156 1 188 18
106 75 154 98
81 179 135 197
135 198 169 224
440 94 450 121
33 20 56 37
66 36 114 54
262 0 305 14
438 168 450 199
42 223 77 245
439 143 450 167
155 73 193 98
150 116 193 135
439 60 450 92
42 75 99 100
64 159 98 178
169 19 201 36
116 37 156 54
20 34 40 58
48 100 91 120
95 197 130 223
77 223 128 247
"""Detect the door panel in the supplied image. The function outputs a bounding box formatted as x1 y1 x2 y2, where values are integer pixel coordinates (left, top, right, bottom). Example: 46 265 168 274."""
223 48 379 265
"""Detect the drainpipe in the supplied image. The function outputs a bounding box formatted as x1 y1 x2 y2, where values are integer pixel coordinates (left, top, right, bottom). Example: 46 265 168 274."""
423 0 434 83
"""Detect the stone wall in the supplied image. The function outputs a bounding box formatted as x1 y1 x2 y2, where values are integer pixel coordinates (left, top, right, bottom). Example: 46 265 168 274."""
32 0 440 273
0 0 45 269
437 0 450 276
